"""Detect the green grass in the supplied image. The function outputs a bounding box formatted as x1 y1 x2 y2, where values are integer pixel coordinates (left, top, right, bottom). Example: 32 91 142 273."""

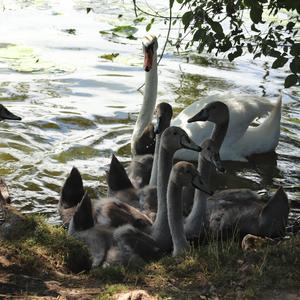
93 235 300 299
1 208 299 299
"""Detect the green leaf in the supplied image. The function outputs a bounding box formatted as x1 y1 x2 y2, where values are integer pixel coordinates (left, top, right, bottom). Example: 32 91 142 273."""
170 0 174 8
284 74 298 88
176 0 184 3
182 11 193 28
254 52 261 59
250 5 263 24
291 43 300 56
272 56 288 69
290 57 300 74
133 17 145 24
210 21 224 37
100 53 119 61
146 23 152 32
220 40 232 52
251 24 261 32
112 25 138 37
193 29 202 41
286 21 295 32
86 7 92 14
269 49 281 58
247 43 253 53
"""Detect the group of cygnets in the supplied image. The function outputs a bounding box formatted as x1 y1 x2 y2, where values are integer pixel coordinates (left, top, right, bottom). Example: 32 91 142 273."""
57 35 289 268
0 34 289 269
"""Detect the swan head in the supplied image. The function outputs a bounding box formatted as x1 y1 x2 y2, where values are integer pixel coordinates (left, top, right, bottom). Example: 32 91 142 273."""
187 101 229 124
200 139 225 173
0 104 21 121
170 161 212 195
142 34 158 72
154 102 173 134
161 126 202 152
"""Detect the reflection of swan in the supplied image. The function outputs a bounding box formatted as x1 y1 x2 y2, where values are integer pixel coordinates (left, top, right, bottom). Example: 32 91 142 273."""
187 101 289 239
131 35 281 161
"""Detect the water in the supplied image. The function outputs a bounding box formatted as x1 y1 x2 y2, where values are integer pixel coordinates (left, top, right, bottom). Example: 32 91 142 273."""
0 0 299 225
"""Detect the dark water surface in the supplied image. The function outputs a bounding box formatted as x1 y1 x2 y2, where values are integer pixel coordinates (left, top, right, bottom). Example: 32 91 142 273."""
0 1 299 225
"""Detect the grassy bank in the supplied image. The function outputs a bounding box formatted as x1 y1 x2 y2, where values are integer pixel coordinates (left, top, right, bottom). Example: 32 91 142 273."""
0 209 299 299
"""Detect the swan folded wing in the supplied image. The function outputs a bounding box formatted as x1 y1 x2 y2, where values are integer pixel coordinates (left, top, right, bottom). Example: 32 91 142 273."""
74 226 112 268
114 224 161 261
93 198 152 231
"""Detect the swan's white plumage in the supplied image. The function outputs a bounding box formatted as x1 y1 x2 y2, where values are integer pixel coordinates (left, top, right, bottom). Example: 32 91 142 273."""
173 93 281 161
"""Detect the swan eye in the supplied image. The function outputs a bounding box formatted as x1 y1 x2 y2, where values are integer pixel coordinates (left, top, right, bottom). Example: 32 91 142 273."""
174 132 177 135
207 147 211 151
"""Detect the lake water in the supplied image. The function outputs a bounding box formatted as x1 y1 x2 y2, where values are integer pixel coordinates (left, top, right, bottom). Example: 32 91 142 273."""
0 0 299 226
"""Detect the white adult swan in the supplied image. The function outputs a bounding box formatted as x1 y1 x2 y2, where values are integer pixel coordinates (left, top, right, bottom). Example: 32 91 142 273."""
131 34 158 156
186 101 289 239
131 35 281 161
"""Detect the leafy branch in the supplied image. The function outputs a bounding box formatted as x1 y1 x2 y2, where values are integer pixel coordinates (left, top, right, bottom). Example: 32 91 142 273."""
134 0 300 88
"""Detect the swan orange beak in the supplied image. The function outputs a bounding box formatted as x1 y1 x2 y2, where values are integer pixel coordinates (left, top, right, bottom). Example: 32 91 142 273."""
144 48 153 72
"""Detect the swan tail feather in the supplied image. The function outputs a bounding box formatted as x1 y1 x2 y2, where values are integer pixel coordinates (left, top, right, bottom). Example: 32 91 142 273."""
237 94 282 157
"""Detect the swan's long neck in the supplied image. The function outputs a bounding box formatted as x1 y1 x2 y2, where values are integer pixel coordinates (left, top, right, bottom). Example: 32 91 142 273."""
184 156 211 238
167 179 189 256
149 133 160 186
184 116 228 238
131 54 158 155
211 120 228 151
151 145 173 251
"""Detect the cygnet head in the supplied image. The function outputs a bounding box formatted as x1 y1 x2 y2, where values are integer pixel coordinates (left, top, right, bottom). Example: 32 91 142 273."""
154 102 173 134
170 161 212 195
187 101 229 124
200 139 225 173
160 126 202 153
142 34 158 72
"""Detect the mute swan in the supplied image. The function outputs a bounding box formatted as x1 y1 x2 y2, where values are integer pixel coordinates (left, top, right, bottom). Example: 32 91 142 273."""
151 126 201 251
187 101 289 239
131 34 158 156
59 166 152 232
106 154 157 219
175 94 281 161
107 102 172 216
131 35 281 161
68 192 160 268
113 126 202 252
167 161 210 256
128 102 173 188
0 104 21 121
